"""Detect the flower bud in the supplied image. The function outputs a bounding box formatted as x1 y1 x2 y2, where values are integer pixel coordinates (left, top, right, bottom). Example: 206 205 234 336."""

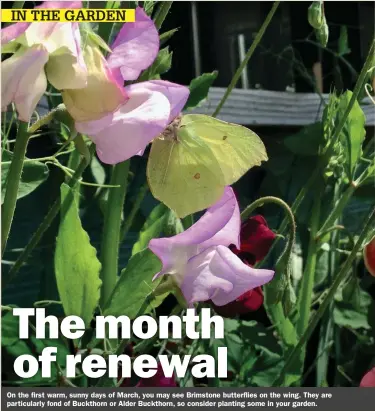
364 235 375 277
315 21 329 48
308 1 324 29
360 367 375 387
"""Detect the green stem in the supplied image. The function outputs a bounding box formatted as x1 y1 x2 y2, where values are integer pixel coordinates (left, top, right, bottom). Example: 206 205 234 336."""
99 161 130 307
296 194 321 336
2 108 16 157
153 1 173 30
317 184 357 238
3 147 93 287
1 122 29 255
273 206 375 386
241 196 296 349
66 149 82 177
212 1 280 117
28 104 66 134
120 182 148 242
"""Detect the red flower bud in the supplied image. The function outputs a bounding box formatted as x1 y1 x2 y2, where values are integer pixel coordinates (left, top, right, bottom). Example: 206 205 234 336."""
360 367 375 387
364 235 375 277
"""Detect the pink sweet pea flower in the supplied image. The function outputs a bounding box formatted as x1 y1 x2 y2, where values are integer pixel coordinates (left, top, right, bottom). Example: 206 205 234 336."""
107 6 159 82
360 367 375 387
1 1 87 121
75 80 189 164
72 7 189 164
149 187 274 306
62 44 127 122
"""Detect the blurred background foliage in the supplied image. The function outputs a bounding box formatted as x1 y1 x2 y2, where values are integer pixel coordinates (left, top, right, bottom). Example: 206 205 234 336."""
1 1 374 388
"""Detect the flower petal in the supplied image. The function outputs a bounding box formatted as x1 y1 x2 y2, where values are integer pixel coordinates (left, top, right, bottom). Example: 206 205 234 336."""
1 22 30 45
136 363 177 387
1 45 48 122
8 2 82 49
181 245 274 306
0 2 81 45
149 187 240 277
40 1 82 9
210 287 264 318
62 45 126 122
360 367 375 387
235 215 276 263
76 87 171 164
107 7 159 81
127 80 190 122
45 23 87 89
364 235 375 277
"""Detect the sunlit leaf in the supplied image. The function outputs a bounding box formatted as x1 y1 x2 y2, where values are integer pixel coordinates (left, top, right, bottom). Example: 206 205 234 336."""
184 71 218 110
132 203 168 255
104 248 167 318
55 184 102 327
337 91 366 179
1 150 49 204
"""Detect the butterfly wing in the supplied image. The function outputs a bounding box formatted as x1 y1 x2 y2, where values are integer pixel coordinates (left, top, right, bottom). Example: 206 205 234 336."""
147 131 225 218
181 114 268 184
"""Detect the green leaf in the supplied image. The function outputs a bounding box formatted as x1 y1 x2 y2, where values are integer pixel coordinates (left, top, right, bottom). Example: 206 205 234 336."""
104 248 166 318
85 29 112 54
132 203 168 255
91 158 105 184
337 91 366 179
151 47 173 75
315 20 329 48
12 1 25 9
1 150 49 204
139 47 172 81
73 134 90 165
338 26 350 56
308 1 324 29
184 71 218 110
283 122 323 156
164 209 184 236
144 0 155 16
211 333 245 374
1 311 20 347
334 306 370 330
250 351 284 387
5 340 33 358
90 155 106 194
238 320 282 356
96 1 127 45
182 214 194 230
160 28 179 46
313 244 330 288
334 278 372 330
55 183 102 327
31 335 70 367
1 41 20 54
